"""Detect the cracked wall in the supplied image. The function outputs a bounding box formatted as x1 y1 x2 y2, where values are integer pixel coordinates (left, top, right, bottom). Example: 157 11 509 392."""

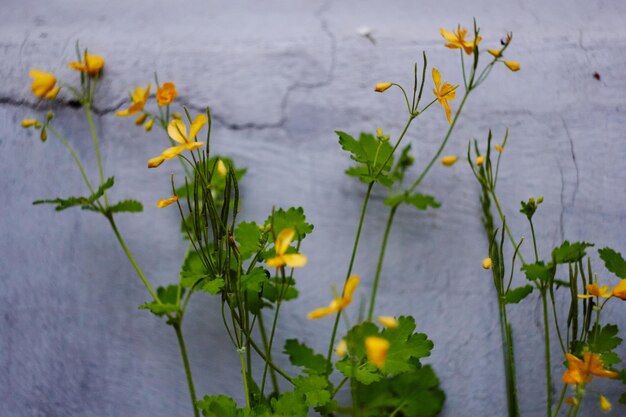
1 0 625 416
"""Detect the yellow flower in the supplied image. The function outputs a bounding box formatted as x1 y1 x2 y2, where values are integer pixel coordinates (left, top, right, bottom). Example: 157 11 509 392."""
611 279 626 299
482 257 492 269
488 49 502 58
432 68 456 123
495 144 504 152
562 352 619 385
476 155 485 166
375 82 392 92
29 69 59 99
335 339 348 357
365 336 390 368
375 128 390 141
600 395 611 412
307 275 360 319
441 155 458 166
68 53 104 76
266 228 307 268
156 82 178 107
116 83 151 117
216 159 228 177
21 119 37 128
503 61 521 72
440 26 482 55
144 118 154 132
148 115 207 168
377 316 399 329
578 283 612 299
156 196 178 208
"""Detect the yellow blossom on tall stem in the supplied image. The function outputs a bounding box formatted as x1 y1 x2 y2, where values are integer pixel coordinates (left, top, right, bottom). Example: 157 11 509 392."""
156 196 178 208
374 82 392 92
612 279 626 299
265 228 307 268
116 83 151 117
29 69 60 99
503 61 521 72
432 68 456 123
562 352 619 385
577 282 612 299
148 115 207 168
441 155 458 166
482 257 492 269
156 82 178 106
307 275 360 319
440 26 482 55
68 53 105 76
476 155 485 166
365 336 390 368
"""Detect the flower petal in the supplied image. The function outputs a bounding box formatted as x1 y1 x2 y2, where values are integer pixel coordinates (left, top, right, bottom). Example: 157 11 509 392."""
274 228 295 256
432 67 441 90
189 114 208 140
266 255 285 268
148 156 165 168
282 253 308 268
167 119 188 143
161 145 186 160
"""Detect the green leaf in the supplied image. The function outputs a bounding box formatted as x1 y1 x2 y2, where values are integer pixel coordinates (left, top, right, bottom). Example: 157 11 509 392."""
391 365 446 417
138 285 182 317
196 394 239 417
599 247 626 278
270 391 308 417
293 375 331 407
240 268 268 293
384 192 441 210
283 339 328 375
600 352 621 367
108 199 143 213
202 278 224 295
235 221 263 261
33 176 115 212
335 356 382 385
521 261 554 282
381 316 434 375
552 241 594 264
180 249 210 288
590 323 622 353
337 131 395 186
505 285 534 304
265 207 314 239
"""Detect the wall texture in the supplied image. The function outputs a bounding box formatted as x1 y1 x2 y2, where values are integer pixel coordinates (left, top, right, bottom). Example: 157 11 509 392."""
1 0 625 416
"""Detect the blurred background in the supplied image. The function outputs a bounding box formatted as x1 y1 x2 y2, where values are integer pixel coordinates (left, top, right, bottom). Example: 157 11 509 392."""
1 0 625 416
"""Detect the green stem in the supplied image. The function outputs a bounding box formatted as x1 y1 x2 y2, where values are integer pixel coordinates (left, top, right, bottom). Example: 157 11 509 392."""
541 289 553 416
367 205 397 321
239 344 251 409
248 338 294 384
326 182 374 364
529 218 539 262
491 192 526 265
552 383 567 417
107 216 161 303
498 302 520 417
258 312 280 394
260 269 287 395
85 105 108 206
174 323 200 417
407 89 470 194
47 126 96 196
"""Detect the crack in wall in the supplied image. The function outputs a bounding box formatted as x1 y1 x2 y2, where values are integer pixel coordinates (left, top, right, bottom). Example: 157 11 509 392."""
560 115 580 208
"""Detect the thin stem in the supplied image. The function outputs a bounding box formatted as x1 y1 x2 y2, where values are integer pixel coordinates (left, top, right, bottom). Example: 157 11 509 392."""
332 377 349 398
85 105 108 206
499 302 520 417
367 206 397 321
107 216 161 303
174 323 200 417
529 218 539 262
490 192 526 265
552 383 568 417
326 182 374 364
541 289 553 416
239 345 251 409
258 312 280 394
47 126 96 196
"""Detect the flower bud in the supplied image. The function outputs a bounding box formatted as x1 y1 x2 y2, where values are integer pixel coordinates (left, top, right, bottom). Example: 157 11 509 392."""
482 257 492 269
377 316 399 329
374 82 392 93
46 111 54 121
135 113 148 125
600 395 611 412
334 339 348 357
475 155 485 166
172 112 182 120
503 61 521 72
488 49 502 58
40 128 47 142
537 196 544 204
495 144 504 152
21 118 37 128
144 118 154 132
441 155 458 167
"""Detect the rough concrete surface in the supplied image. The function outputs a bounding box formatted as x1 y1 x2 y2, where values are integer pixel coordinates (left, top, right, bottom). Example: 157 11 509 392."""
1 0 625 416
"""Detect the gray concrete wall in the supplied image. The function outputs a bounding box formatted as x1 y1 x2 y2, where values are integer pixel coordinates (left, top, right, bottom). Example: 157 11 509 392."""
1 0 625 416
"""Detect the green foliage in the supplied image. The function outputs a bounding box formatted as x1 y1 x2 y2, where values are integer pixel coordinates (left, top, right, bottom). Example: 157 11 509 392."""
551 241 594 264
33 176 115 211
521 262 553 283
356 365 445 417
138 285 181 317
240 268 269 293
505 285 534 304
283 339 329 375
196 394 239 417
293 375 332 407
261 279 298 303
336 357 382 385
270 391 308 417
598 247 626 278
590 324 623 354
337 131 395 186
108 199 143 213
235 222 264 261
180 249 210 289
264 207 314 239
384 192 441 211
